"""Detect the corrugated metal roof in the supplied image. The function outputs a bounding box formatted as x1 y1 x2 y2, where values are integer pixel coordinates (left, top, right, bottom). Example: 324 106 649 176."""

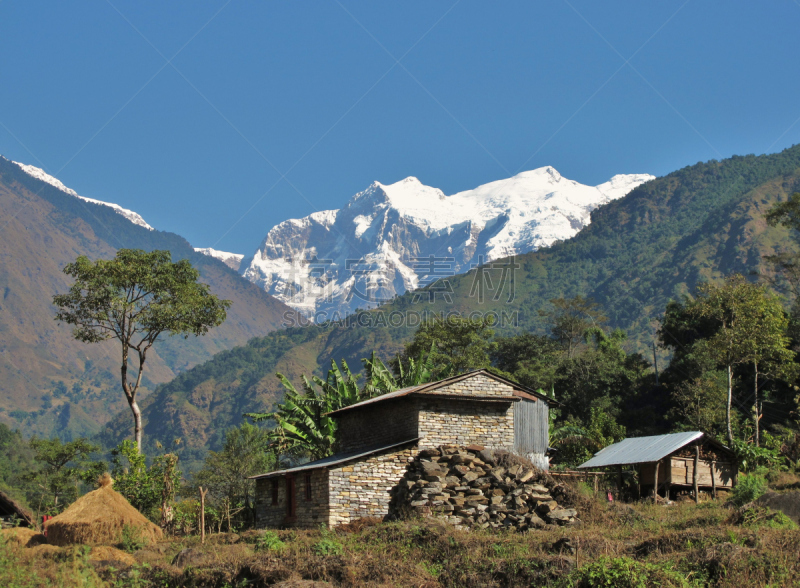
248 438 419 480
577 431 705 469
326 369 554 417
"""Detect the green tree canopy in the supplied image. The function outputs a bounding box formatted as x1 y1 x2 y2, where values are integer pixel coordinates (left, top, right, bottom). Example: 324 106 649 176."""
24 437 104 515
192 423 276 530
660 275 796 445
398 315 494 378
53 249 231 450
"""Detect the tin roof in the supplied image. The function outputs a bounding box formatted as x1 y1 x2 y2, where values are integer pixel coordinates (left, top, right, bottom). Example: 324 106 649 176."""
248 438 419 480
326 369 555 417
577 431 706 469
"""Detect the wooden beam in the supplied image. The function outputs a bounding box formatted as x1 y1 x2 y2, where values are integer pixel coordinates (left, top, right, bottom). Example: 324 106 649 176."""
199 486 209 543
653 460 660 504
711 460 717 500
693 445 699 504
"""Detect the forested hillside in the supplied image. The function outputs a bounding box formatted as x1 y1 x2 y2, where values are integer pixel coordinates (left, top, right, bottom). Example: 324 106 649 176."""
0 157 291 440
103 145 800 463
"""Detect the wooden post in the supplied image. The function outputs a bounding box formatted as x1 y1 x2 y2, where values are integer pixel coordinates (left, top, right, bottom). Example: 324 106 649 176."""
693 445 699 504
665 460 672 503
199 486 208 544
711 460 717 500
617 465 623 499
653 460 660 504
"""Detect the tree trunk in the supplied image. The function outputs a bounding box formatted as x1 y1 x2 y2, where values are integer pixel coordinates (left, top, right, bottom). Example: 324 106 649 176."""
753 360 760 447
129 399 143 450
693 445 699 504
726 364 734 446
121 347 146 452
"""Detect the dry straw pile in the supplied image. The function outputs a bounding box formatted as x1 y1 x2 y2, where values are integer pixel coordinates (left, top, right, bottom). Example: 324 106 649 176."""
43 473 163 547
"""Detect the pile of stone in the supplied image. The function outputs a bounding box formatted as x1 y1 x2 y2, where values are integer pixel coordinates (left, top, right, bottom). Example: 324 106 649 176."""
389 444 579 531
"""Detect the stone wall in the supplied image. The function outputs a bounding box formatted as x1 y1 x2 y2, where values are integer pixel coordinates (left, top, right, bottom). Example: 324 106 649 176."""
328 443 419 526
389 445 579 531
429 373 515 397
417 397 515 449
254 468 329 529
335 398 419 453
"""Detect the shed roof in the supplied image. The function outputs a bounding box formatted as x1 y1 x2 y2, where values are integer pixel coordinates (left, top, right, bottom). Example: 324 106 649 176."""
249 438 419 480
577 431 709 469
326 369 555 417
0 490 34 527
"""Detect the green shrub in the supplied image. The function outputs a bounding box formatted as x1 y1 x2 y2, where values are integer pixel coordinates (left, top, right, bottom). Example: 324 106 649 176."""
312 528 342 556
731 474 768 507
561 556 690 588
120 524 146 552
255 530 285 552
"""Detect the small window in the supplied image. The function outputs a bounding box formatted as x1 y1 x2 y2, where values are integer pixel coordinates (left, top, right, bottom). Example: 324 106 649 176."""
271 479 279 506
305 473 312 501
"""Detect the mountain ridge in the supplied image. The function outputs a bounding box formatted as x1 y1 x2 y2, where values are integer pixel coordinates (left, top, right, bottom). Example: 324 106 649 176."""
106 145 800 467
242 167 653 319
0 156 291 440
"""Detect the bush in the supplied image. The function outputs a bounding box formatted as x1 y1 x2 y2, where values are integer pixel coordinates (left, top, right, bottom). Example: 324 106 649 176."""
312 528 342 556
560 556 690 588
255 531 285 552
731 474 768 507
120 524 146 552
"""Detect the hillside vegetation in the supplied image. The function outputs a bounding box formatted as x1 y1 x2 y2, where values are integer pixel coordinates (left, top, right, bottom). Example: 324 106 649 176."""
2 484 799 587
113 145 800 460
0 157 291 440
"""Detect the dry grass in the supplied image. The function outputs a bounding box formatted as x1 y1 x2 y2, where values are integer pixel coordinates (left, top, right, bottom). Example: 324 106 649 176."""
0 528 46 548
43 475 162 547
2 479 799 587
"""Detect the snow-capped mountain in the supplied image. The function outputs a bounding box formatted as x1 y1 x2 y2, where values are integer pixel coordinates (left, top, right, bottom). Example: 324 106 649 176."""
12 161 153 230
194 247 244 271
242 167 654 319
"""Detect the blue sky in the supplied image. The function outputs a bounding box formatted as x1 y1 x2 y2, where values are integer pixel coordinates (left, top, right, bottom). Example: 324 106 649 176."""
2 1 800 256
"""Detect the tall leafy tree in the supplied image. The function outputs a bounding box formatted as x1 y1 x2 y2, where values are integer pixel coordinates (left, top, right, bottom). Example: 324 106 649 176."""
399 315 494 378
660 275 795 445
539 295 607 359
24 437 104 515
53 249 231 450
192 423 276 530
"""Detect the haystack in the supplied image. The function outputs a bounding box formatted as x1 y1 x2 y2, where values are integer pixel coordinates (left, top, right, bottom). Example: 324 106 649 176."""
0 527 46 547
43 473 163 547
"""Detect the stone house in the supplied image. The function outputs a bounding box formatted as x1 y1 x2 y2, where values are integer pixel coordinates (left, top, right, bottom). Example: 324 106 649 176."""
251 369 555 529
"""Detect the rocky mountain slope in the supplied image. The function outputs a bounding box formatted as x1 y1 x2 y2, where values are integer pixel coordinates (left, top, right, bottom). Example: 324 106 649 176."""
103 145 800 466
0 156 291 440
242 168 653 319
194 248 245 271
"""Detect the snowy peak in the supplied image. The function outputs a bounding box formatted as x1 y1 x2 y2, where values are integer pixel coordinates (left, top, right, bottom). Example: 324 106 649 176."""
194 248 245 271
11 160 153 230
243 167 654 319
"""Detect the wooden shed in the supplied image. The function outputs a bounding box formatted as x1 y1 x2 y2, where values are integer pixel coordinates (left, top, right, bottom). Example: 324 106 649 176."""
0 490 34 528
577 431 737 501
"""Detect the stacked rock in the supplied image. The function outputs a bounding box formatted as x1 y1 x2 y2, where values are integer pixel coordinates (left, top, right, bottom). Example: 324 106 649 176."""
389 444 579 531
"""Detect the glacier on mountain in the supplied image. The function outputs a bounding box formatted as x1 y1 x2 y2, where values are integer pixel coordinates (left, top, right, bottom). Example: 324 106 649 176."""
242 166 654 320
12 161 154 230
194 247 245 271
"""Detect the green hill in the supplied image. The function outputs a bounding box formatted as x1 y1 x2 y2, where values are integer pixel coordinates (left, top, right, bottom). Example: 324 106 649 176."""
0 157 291 440
100 146 800 465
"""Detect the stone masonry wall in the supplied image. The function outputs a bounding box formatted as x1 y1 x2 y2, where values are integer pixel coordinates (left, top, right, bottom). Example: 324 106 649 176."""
335 398 418 453
254 468 329 529
418 397 515 449
429 373 515 397
328 443 419 526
